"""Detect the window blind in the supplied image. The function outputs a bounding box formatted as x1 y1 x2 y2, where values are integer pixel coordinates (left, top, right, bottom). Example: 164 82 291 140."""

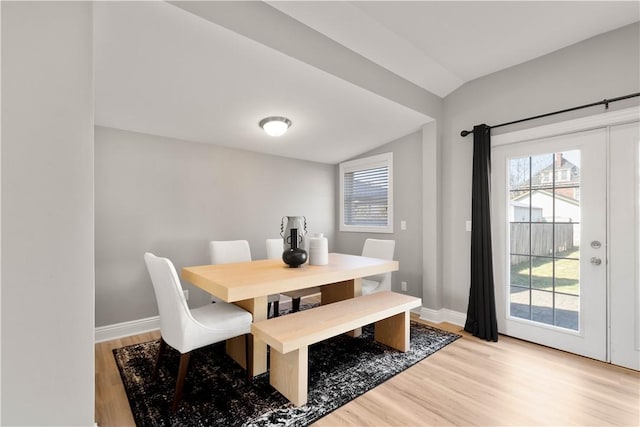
343 165 389 226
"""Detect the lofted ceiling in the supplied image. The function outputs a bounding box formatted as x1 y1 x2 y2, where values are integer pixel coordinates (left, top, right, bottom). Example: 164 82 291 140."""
94 1 639 164
269 1 640 98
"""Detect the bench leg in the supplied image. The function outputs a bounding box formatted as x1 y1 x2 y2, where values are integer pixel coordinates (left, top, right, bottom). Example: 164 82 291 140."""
269 346 308 407
374 310 410 352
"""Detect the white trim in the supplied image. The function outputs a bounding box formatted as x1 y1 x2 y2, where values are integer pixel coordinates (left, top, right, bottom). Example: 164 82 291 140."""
95 306 458 342
492 106 640 147
419 307 466 326
95 316 160 343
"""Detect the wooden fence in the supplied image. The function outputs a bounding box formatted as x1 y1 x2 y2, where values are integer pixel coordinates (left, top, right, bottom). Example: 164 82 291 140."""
511 223 575 265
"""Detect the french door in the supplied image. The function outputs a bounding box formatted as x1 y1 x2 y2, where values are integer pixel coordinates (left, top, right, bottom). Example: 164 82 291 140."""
492 128 607 361
491 111 640 369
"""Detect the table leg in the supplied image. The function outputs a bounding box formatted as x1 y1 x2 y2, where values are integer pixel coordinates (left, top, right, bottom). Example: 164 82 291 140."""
227 295 268 376
320 278 362 337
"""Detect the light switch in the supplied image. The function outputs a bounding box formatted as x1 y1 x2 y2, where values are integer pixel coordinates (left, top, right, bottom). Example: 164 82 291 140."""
400 220 407 230
466 220 472 232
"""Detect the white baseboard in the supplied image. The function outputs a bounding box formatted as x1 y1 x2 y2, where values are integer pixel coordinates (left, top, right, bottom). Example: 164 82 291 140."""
419 307 466 326
95 316 160 343
94 306 465 342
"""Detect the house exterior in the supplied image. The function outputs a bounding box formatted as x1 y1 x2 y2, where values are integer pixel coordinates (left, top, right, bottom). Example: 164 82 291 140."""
510 153 581 223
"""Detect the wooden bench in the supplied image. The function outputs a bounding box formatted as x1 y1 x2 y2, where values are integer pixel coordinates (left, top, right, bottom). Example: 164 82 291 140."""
251 291 422 406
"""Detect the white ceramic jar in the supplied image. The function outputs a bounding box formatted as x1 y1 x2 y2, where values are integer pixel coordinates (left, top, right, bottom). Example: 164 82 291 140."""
309 233 329 265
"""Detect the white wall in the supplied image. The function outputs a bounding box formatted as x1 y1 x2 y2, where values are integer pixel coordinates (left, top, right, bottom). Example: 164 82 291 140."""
333 121 444 313
95 126 335 327
441 23 640 313
421 121 442 309
1 2 95 425
334 129 426 299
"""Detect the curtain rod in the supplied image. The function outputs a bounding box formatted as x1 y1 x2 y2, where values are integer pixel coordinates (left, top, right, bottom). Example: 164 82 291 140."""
460 92 640 137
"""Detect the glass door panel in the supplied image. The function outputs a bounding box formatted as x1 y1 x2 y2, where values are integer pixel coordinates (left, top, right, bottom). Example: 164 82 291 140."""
508 150 581 331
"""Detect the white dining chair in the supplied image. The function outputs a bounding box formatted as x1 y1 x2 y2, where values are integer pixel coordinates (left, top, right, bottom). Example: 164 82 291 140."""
210 240 281 318
266 238 283 260
144 252 252 412
361 238 396 295
267 238 320 312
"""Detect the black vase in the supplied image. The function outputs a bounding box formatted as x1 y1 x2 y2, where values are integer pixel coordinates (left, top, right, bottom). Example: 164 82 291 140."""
282 228 307 268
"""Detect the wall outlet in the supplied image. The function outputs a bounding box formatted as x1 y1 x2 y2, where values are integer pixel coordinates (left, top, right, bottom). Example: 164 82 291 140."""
401 281 407 292
183 289 189 301
400 220 407 230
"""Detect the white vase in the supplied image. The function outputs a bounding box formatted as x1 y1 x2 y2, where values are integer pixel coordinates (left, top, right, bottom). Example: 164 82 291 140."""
309 233 329 266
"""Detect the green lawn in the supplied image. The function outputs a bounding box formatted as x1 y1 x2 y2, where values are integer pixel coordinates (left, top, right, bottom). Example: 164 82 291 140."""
511 250 580 295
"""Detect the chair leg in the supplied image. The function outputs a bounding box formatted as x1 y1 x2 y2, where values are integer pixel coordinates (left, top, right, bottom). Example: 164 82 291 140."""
244 334 253 381
171 352 191 413
273 300 280 317
152 337 167 381
292 297 301 312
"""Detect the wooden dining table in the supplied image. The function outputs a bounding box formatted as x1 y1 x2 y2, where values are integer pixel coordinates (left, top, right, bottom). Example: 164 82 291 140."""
182 252 399 376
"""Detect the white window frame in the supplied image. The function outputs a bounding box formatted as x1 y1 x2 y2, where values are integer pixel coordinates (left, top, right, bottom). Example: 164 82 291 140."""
339 152 393 233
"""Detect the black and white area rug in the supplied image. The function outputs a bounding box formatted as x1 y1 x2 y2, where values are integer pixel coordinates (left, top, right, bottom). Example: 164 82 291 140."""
113 309 460 426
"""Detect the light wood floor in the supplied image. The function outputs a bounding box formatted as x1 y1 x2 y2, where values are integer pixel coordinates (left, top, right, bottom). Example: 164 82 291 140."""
96 300 640 426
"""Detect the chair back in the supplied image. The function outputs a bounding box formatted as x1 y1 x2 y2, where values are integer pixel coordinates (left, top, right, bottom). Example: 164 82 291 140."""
362 238 395 260
209 240 251 264
266 238 284 260
362 238 396 285
144 253 193 349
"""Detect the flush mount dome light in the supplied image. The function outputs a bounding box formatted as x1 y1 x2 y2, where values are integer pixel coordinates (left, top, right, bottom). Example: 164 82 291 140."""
259 116 292 137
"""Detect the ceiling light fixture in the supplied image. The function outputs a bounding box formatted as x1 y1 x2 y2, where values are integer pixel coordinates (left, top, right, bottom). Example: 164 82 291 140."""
259 116 292 137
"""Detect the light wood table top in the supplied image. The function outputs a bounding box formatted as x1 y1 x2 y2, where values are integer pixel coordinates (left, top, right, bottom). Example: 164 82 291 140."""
182 252 399 303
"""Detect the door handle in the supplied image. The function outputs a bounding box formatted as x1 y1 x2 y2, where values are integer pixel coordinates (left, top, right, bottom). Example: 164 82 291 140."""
590 257 602 266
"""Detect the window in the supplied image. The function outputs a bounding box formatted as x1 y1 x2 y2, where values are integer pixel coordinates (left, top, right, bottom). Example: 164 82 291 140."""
339 152 393 233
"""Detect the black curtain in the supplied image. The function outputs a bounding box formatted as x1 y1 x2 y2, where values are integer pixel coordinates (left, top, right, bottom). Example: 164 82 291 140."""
464 124 498 342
